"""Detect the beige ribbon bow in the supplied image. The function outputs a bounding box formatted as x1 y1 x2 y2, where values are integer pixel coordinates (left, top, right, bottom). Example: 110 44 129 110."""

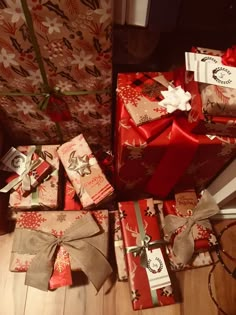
163 190 220 265
12 213 112 291
0 146 41 193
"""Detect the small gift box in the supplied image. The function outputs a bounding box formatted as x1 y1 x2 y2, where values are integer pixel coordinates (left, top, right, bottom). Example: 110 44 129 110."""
155 200 213 271
57 134 114 209
0 146 52 196
7 145 61 211
162 190 219 265
109 211 128 281
186 46 236 137
9 210 112 291
118 198 177 310
117 72 191 126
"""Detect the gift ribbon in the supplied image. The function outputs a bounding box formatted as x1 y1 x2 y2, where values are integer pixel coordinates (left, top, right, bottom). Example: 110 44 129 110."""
146 118 199 198
126 201 168 306
163 190 220 265
12 212 112 291
0 0 110 143
0 146 41 193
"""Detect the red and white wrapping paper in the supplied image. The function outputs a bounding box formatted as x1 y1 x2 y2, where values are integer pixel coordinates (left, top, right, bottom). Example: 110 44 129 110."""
58 134 114 208
8 145 60 210
118 198 177 310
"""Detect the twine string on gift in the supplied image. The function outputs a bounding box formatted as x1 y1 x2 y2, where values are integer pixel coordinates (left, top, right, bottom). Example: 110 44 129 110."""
0 146 41 193
163 190 220 265
12 212 112 291
0 0 110 143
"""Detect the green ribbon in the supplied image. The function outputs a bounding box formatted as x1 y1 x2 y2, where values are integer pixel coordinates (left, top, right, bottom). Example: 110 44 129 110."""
0 0 110 143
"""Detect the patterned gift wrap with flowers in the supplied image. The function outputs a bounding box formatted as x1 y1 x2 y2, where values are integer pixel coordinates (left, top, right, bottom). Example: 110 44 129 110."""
58 134 114 208
187 46 236 137
115 72 236 199
9 210 111 290
118 198 177 310
154 200 213 271
8 144 61 210
0 0 112 152
109 210 128 281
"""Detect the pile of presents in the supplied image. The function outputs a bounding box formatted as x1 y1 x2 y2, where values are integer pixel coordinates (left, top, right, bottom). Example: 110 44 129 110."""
0 0 236 312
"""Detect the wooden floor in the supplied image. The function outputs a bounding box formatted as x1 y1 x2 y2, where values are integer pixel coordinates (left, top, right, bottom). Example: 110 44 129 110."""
0 220 236 315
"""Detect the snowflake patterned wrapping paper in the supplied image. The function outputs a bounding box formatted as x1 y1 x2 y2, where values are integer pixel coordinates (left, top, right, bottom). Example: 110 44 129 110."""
8 144 61 210
115 82 236 199
0 0 112 152
57 134 114 208
155 200 213 271
9 210 111 291
118 199 178 310
187 47 236 137
109 211 128 281
161 191 218 265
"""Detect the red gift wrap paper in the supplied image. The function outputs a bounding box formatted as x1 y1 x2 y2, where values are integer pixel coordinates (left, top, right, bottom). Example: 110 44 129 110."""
118 198 177 310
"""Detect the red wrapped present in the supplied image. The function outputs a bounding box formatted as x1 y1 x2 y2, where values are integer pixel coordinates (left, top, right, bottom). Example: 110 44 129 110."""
186 46 236 137
115 73 236 199
162 190 219 265
58 134 114 208
118 198 177 310
0 146 52 197
63 175 83 211
9 210 112 291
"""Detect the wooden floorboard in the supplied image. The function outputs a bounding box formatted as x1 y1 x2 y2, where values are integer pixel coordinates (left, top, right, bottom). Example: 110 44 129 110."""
1 222 236 315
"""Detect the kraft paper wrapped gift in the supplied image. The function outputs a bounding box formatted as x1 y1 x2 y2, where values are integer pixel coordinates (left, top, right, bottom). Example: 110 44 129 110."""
162 190 219 265
118 198 178 310
7 145 61 210
9 210 112 291
115 75 236 199
58 134 114 209
0 0 112 152
186 46 236 137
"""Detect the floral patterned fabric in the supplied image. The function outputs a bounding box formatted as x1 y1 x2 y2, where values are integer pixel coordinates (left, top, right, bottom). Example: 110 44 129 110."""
0 0 112 151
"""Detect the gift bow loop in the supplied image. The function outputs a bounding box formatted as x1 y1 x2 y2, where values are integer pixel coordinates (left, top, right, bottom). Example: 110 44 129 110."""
163 190 220 265
12 213 112 291
126 236 167 268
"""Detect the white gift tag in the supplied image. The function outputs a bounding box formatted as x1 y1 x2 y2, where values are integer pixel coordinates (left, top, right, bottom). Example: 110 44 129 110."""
185 52 222 71
194 61 236 88
0 147 26 175
145 248 171 290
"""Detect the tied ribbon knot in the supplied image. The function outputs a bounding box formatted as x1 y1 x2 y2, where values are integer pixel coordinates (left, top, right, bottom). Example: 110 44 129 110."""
163 190 220 265
126 235 167 268
0 146 41 193
12 213 112 292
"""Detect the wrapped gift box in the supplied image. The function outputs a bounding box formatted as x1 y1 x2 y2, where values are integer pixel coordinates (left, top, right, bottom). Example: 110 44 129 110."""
115 74 236 199
109 210 128 281
9 210 112 291
162 190 219 265
186 46 236 137
63 175 83 210
155 200 213 271
8 145 61 210
0 1 112 152
58 134 114 208
118 198 177 310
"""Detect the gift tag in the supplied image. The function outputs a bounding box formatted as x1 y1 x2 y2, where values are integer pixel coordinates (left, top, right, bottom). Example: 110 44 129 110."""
185 52 221 71
145 248 171 290
175 190 198 216
194 61 236 88
0 147 26 175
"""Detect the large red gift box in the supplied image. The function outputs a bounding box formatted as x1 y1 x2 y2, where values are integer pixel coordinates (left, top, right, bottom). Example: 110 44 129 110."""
118 198 178 310
186 46 236 137
115 72 236 199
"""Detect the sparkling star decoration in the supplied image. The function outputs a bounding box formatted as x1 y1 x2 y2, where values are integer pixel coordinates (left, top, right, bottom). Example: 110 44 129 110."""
159 85 191 113
68 154 91 176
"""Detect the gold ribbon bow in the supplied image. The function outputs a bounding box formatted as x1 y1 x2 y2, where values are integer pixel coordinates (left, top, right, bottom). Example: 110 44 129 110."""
163 190 220 265
0 146 41 193
12 213 112 291
126 235 167 268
